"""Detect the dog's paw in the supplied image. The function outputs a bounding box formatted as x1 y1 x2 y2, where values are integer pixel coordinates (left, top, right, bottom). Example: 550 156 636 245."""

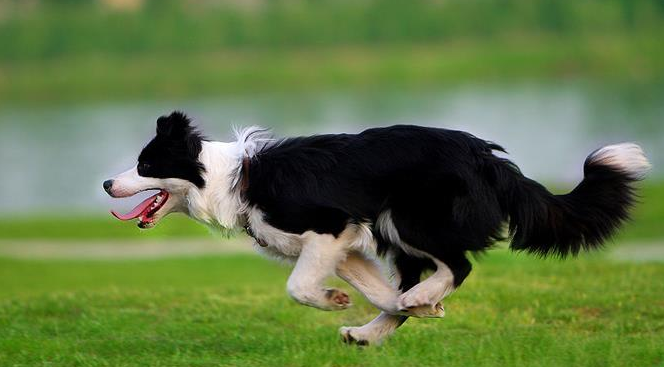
340 326 370 346
325 288 351 309
397 290 435 310
397 292 445 317
404 302 445 318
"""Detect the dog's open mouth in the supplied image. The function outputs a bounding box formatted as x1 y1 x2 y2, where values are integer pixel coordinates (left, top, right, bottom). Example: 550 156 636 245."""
111 190 169 228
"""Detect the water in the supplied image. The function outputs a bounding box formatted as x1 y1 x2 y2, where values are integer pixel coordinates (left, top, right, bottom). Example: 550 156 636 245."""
1 82 662 213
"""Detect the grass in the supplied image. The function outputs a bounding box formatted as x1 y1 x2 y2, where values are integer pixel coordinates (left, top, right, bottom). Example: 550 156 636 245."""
1 0 664 105
2 35 663 105
0 250 662 366
2 182 662 242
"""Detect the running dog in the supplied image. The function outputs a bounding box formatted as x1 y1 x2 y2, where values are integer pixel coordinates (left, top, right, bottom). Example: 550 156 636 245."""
103 111 650 345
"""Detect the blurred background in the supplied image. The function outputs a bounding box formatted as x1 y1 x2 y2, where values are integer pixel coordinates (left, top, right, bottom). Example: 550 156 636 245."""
0 0 662 245
0 2 663 365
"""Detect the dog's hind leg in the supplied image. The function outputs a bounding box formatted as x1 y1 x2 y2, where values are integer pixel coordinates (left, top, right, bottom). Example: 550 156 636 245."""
377 209 471 314
338 250 440 345
340 312 407 345
397 259 454 311
397 255 471 312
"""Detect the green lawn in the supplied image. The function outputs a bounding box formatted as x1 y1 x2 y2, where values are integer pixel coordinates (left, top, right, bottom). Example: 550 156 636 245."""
0 250 662 366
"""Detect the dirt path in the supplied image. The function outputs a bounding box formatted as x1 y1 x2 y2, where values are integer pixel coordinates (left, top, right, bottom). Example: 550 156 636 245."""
0 238 253 260
608 242 664 262
0 238 662 261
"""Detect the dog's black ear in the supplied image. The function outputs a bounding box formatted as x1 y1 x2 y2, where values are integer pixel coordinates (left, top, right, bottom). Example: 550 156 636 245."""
156 111 192 139
155 111 204 159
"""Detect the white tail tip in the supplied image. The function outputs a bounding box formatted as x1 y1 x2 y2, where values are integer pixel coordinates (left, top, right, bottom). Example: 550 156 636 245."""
589 143 652 180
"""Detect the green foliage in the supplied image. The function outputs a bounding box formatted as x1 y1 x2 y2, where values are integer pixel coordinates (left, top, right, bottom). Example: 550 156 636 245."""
619 182 664 242
1 1 663 103
0 251 662 366
1 0 663 61
2 36 664 104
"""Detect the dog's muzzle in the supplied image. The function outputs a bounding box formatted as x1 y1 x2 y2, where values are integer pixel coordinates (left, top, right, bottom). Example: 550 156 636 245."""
103 179 114 196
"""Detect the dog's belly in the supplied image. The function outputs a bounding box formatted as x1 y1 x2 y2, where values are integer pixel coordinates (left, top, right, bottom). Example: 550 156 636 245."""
246 207 377 262
247 208 304 260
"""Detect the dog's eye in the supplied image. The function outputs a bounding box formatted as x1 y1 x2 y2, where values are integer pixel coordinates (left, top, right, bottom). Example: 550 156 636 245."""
138 163 151 173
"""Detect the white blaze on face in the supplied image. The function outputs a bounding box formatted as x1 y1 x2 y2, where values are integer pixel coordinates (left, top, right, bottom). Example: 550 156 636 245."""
107 166 162 198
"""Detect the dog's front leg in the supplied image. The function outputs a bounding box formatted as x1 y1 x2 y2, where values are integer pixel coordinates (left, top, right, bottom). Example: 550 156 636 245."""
286 232 351 310
336 252 445 318
335 252 401 314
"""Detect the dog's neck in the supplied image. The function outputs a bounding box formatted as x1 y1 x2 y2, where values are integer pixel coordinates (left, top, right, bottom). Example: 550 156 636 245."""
186 140 248 230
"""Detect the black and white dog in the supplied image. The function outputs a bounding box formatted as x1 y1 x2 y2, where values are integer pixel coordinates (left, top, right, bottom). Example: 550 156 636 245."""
104 111 650 345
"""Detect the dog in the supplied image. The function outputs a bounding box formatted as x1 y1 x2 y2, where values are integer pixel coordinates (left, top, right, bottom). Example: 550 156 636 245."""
103 111 650 345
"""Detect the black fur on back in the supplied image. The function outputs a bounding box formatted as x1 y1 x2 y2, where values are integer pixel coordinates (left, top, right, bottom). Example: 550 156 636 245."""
244 125 643 287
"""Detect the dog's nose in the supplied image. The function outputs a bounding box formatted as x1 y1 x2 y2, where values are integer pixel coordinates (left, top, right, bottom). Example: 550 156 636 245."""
103 180 114 195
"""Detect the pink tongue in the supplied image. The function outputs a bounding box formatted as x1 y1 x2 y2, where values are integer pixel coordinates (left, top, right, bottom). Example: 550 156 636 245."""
111 192 159 221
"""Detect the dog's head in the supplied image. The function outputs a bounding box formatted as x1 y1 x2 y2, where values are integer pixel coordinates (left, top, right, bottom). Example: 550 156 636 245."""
103 111 206 228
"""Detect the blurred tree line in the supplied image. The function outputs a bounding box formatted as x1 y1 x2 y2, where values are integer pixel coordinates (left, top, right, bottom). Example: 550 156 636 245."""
1 0 663 61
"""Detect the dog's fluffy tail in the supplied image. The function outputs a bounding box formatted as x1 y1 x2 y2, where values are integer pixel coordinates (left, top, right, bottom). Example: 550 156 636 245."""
502 143 651 257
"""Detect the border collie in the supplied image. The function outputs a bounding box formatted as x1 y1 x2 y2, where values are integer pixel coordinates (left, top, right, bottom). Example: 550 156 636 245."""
103 111 650 345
